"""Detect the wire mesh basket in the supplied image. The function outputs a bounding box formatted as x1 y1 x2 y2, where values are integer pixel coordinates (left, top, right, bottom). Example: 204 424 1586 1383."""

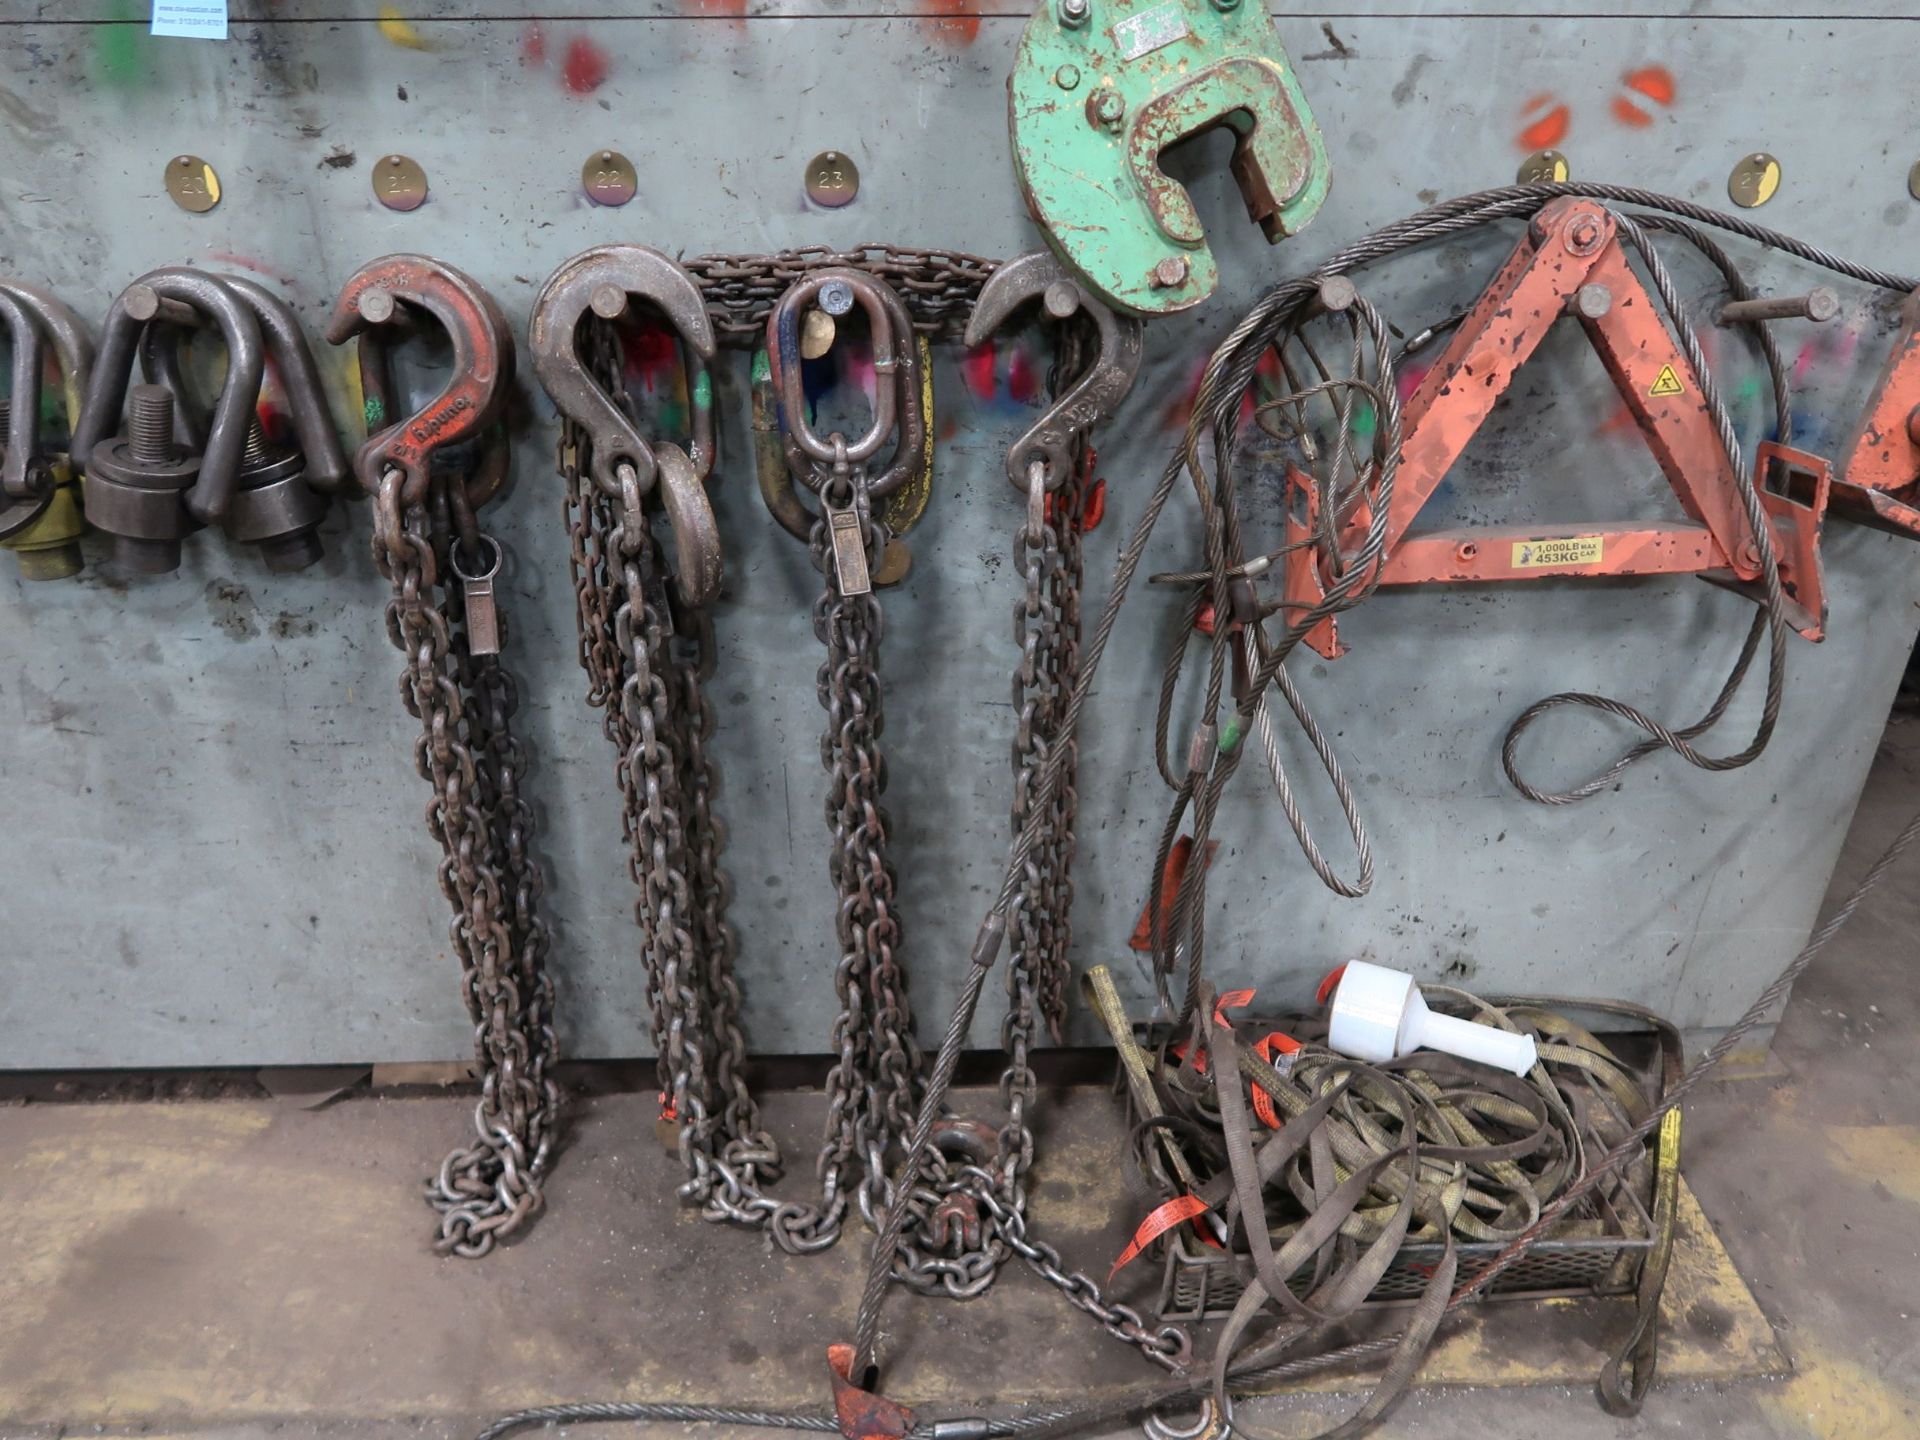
1134 1015 1677 1325
1156 1170 1657 1322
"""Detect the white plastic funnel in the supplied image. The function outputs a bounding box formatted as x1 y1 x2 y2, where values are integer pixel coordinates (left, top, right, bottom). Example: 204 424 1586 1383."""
1326 960 1538 1076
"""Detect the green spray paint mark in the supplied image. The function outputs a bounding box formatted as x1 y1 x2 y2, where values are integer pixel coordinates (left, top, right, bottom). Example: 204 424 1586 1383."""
1349 395 1377 441
98 0 146 90
1219 715 1244 754
693 370 713 409
750 349 771 385
364 396 387 430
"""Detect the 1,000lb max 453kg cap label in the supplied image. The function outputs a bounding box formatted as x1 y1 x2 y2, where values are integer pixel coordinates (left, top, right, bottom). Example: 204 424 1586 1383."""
1512 535 1605 569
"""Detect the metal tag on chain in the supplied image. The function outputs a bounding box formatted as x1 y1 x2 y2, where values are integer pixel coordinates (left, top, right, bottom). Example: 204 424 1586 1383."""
827 501 873 596
455 536 504 656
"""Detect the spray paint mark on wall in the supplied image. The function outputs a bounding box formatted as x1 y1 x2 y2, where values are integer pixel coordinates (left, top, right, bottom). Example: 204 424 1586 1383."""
563 37 612 96
1612 65 1676 128
1518 94 1570 151
376 8 432 50
918 0 983 48
96 0 146 90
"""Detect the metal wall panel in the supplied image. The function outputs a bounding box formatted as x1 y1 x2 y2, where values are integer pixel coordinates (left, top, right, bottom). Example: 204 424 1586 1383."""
2 7 1915 1066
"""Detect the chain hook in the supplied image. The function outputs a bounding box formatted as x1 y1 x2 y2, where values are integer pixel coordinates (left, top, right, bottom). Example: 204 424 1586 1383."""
325 253 514 508
530 244 717 498
963 250 1145 493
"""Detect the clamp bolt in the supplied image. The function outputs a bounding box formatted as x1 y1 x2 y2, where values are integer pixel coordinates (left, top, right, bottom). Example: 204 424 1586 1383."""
1058 0 1091 27
1150 256 1191 290
818 280 856 317
1571 283 1613 320
1089 88 1126 131
1211 0 1240 9
1054 63 1081 91
1565 216 1604 254
1455 541 1479 563
1740 540 1763 568
1043 280 1081 319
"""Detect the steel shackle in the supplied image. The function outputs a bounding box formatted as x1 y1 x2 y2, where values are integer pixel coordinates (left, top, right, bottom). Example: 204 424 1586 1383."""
963 250 1145 492
218 274 351 496
326 254 513 506
0 281 93 447
0 292 53 538
74 268 267 524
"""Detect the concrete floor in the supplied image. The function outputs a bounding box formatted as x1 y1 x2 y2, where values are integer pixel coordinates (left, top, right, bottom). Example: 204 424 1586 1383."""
7 725 1920 1440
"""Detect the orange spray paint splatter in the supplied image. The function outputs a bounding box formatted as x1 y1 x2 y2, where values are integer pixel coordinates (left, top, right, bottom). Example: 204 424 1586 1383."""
1612 66 1676 127
1518 101 1570 151
918 0 982 46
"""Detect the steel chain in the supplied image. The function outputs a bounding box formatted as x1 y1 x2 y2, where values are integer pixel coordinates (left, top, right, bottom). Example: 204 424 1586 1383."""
684 244 997 348
373 469 561 1259
555 272 1143 1334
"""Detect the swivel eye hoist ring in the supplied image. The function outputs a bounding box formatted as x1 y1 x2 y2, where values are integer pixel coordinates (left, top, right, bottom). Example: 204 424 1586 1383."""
73 268 344 574
0 285 93 579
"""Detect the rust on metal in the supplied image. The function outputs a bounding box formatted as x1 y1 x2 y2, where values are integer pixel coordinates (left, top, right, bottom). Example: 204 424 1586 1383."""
1834 288 1920 532
827 1344 914 1440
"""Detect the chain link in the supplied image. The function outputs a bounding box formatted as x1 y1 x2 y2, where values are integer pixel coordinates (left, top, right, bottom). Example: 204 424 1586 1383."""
683 244 997 348
372 468 562 1259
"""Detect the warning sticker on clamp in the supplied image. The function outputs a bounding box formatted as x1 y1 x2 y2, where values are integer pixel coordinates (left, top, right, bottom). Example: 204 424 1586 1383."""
1648 363 1686 398
1512 536 1606 569
1113 0 1191 62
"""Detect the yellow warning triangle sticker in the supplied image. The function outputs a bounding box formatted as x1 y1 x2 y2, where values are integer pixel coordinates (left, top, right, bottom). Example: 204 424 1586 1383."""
1648 363 1685 398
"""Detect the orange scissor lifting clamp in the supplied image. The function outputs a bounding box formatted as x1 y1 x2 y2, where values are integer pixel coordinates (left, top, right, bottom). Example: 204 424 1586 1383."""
1831 288 1920 536
1283 196 1833 659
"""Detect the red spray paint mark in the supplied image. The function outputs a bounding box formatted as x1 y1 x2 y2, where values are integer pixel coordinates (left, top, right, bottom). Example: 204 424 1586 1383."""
622 326 682 391
963 341 997 402
563 36 610 95
918 0 982 47
1518 95 1571 151
1395 362 1431 405
1611 65 1676 127
1008 348 1039 405
1793 322 1863 385
521 22 548 67
690 0 750 20
207 251 294 286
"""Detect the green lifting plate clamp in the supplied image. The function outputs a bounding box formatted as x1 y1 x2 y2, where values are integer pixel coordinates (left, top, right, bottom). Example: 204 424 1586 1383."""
1009 0 1332 316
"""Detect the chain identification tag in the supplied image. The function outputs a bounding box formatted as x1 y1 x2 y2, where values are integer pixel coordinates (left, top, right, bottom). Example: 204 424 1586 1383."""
827 502 874 596
464 571 502 655
456 535 506 656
